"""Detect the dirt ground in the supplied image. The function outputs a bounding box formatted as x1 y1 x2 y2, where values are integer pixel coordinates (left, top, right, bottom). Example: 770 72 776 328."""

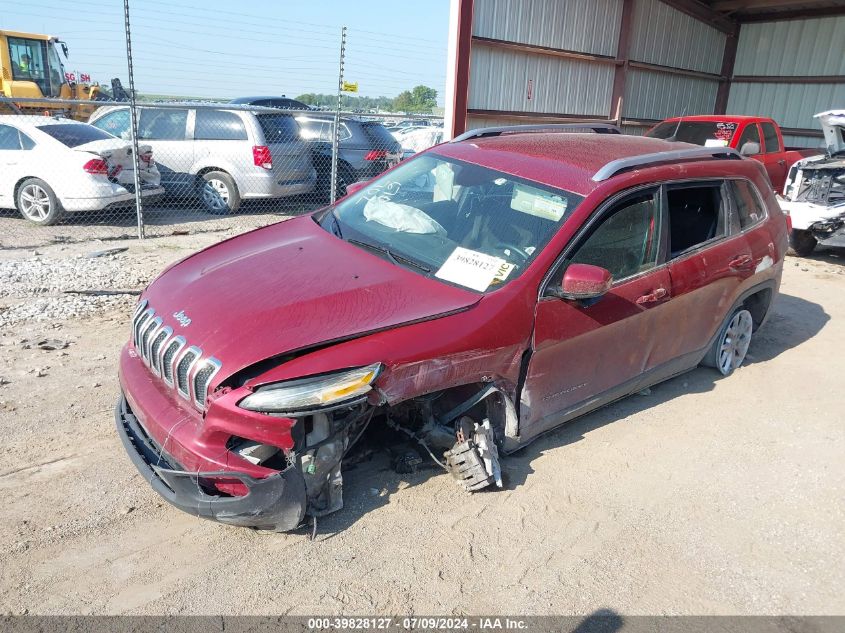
0 228 843 616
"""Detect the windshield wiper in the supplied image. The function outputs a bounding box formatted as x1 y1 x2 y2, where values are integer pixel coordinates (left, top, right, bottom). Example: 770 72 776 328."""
347 239 431 273
327 209 343 239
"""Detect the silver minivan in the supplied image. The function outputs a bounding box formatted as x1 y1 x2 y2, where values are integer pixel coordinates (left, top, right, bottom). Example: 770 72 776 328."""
89 105 316 213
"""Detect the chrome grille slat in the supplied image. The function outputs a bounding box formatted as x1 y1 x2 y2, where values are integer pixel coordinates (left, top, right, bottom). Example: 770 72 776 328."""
129 304 221 411
133 307 154 349
149 326 172 376
162 336 186 385
139 317 160 362
142 317 163 364
175 346 201 399
191 357 222 409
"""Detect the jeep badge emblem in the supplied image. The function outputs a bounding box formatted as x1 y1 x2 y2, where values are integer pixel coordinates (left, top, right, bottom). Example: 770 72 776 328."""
173 310 192 327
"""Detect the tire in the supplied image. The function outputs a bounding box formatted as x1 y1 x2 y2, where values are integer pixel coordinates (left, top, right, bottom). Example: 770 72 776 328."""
702 308 754 376
198 171 240 214
789 229 817 257
16 178 63 226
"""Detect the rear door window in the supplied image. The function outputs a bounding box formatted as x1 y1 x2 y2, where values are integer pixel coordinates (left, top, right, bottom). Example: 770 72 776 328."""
256 114 300 143
729 180 767 230
665 183 728 258
194 110 248 140
35 124 114 147
138 108 189 140
761 122 780 153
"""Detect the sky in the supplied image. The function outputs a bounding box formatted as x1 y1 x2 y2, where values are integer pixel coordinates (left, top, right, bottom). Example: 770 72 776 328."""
1 0 451 104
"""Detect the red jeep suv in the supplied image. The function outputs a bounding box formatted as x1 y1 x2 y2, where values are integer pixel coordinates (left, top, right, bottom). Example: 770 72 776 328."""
116 124 787 532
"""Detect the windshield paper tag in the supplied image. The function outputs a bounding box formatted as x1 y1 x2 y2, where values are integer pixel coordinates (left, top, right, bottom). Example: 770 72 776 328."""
436 247 508 292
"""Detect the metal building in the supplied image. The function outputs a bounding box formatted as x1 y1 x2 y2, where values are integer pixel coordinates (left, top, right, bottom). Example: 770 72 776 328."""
444 0 845 146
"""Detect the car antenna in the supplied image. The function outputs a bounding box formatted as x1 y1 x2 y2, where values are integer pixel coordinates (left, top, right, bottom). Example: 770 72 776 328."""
668 107 687 142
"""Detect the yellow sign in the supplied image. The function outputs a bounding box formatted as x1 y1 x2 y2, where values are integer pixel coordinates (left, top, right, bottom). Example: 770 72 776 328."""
342 81 359 93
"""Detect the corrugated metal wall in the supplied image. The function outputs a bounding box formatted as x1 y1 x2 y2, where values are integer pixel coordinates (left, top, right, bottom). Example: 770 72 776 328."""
734 16 845 76
623 69 719 121
629 0 725 74
472 0 622 56
728 16 845 145
468 44 614 115
467 0 725 127
728 82 845 128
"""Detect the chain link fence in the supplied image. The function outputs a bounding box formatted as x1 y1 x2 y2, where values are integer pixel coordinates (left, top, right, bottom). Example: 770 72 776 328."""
0 97 442 246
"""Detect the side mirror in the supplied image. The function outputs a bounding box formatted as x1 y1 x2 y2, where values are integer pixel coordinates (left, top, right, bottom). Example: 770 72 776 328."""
550 263 613 301
740 141 760 156
344 180 369 196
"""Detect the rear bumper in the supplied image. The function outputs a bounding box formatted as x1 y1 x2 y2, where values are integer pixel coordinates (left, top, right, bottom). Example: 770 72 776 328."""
115 393 307 531
61 184 165 211
239 168 317 199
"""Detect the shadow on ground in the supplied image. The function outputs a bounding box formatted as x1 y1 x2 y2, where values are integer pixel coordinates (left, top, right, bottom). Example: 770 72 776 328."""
312 292 828 538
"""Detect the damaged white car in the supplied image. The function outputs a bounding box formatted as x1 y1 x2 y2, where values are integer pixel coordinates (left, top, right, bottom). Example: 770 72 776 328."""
779 110 845 256
0 115 163 226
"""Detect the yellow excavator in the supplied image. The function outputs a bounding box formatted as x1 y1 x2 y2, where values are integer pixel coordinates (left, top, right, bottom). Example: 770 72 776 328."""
0 30 126 121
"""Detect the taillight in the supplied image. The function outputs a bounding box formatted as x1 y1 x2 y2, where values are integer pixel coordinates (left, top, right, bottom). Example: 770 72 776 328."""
253 145 272 170
83 158 108 174
364 149 388 161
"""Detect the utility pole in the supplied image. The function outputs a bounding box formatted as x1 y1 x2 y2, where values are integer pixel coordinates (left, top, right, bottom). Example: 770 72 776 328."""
330 26 347 205
123 0 144 239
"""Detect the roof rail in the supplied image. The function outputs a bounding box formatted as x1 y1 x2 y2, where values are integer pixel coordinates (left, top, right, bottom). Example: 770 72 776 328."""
451 123 621 143
592 147 743 182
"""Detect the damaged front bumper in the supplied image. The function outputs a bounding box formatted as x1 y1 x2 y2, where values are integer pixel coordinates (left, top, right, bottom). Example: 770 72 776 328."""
115 394 307 531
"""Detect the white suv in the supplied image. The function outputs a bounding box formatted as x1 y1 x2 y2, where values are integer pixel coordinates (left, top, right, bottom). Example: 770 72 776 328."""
89 105 316 213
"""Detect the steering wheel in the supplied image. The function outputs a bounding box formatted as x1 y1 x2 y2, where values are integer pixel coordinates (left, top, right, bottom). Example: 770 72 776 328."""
496 242 530 263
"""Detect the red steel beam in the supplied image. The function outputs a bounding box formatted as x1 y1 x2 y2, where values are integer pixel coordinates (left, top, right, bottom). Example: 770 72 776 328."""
715 23 740 114
610 0 635 123
450 0 474 138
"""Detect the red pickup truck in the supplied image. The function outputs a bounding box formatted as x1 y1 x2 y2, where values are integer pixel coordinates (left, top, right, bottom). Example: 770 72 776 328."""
645 115 818 192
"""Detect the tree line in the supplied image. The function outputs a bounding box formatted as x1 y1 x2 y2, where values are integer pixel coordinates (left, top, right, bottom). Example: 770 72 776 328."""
296 85 437 113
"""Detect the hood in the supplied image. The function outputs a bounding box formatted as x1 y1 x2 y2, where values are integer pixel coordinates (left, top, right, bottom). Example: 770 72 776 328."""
816 110 845 155
141 216 480 381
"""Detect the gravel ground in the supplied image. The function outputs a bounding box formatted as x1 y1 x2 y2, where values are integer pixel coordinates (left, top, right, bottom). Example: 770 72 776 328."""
0 228 843 616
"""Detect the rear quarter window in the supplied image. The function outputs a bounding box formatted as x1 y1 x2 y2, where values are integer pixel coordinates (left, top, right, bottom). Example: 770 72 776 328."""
256 114 300 143
730 180 767 230
36 123 114 147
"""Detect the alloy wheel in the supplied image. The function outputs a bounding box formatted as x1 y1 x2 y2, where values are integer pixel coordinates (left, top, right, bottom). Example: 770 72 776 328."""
718 309 753 375
19 184 52 221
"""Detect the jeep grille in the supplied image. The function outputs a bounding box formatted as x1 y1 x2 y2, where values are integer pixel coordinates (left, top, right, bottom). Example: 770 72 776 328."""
130 300 221 410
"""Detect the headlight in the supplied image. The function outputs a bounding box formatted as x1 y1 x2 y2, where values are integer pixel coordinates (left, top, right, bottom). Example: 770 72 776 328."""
239 363 382 413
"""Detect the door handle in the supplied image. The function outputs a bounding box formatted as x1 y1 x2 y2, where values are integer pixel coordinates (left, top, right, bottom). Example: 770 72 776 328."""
777 159 786 166
729 254 754 271
636 287 668 305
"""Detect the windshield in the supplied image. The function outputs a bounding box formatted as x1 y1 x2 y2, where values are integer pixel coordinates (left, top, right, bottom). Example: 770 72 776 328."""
8 37 65 98
646 120 738 146
320 153 583 293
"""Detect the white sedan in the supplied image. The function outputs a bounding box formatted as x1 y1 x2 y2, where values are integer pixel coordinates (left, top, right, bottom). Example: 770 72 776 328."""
0 115 163 225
